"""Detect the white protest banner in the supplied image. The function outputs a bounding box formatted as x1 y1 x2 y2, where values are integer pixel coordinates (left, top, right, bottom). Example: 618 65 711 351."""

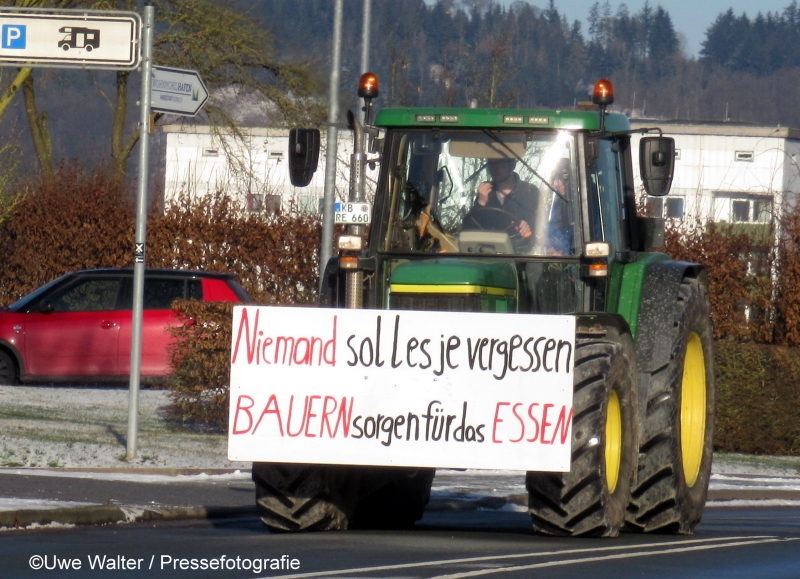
228 307 575 471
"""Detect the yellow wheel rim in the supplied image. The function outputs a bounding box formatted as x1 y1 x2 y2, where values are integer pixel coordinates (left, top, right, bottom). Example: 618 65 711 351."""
605 389 622 494
681 332 707 487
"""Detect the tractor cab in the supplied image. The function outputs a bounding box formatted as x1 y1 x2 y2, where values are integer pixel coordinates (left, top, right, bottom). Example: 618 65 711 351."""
291 77 675 319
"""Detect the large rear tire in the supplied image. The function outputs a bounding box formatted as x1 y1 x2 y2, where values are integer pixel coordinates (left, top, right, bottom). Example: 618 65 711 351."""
351 467 435 529
252 463 358 532
627 277 715 534
527 324 638 537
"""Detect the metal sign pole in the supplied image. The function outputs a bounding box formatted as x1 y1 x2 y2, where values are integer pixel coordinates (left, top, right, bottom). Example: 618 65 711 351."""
359 0 371 124
319 0 343 293
126 2 154 460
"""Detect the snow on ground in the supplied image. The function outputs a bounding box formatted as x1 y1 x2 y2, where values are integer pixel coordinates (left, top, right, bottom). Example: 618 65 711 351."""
2 385 800 486
0 497 94 510
0 385 248 469
0 468 251 484
712 453 800 477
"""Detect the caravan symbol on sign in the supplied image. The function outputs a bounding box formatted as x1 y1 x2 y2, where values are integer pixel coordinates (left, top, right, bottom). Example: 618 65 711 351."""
58 27 100 51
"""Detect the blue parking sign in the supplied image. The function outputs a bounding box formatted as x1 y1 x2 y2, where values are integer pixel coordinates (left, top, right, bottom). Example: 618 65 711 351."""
2 24 26 49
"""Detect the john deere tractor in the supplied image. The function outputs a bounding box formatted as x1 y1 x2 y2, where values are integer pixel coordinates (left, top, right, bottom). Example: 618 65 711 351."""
248 76 714 537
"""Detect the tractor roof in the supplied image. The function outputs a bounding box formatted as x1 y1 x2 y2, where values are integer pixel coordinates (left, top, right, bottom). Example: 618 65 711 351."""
374 107 630 132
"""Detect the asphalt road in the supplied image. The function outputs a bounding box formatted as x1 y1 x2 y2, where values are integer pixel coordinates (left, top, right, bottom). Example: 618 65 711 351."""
2 505 799 579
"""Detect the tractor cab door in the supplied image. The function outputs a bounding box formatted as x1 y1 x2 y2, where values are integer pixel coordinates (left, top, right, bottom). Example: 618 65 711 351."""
583 134 635 311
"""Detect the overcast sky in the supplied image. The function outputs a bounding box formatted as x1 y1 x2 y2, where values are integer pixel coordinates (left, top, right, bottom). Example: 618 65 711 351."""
494 0 795 56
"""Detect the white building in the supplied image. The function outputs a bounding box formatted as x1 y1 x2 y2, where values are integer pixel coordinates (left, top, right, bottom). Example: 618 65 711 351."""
630 121 800 232
160 125 363 213
160 121 800 233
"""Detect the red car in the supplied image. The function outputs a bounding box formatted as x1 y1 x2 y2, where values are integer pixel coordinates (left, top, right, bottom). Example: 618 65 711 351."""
0 269 250 384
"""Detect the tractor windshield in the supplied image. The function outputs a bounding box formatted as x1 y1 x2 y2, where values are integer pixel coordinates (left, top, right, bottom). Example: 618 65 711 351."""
383 129 579 256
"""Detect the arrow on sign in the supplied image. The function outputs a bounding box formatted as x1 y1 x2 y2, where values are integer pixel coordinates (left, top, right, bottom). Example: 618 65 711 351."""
150 65 209 117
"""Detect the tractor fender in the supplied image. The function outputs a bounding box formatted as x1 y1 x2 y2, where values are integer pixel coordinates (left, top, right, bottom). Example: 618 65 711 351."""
634 260 707 375
575 311 634 339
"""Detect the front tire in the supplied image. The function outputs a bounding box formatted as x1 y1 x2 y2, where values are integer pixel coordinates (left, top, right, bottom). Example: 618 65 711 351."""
527 324 638 537
0 350 17 385
252 463 358 532
627 277 715 534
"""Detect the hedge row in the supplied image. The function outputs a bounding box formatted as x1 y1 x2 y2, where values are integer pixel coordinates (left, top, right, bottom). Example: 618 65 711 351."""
662 213 800 347
714 341 800 455
168 300 233 429
0 166 320 306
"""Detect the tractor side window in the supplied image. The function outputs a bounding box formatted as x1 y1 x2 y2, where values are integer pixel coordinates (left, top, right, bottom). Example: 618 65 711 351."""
586 139 626 255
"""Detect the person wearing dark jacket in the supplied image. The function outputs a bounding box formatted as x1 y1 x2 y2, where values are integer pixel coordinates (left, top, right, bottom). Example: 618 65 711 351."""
463 158 540 237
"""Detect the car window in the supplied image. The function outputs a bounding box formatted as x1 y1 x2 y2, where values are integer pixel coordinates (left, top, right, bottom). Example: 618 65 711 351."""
143 278 202 310
187 279 202 300
8 275 70 312
49 278 123 312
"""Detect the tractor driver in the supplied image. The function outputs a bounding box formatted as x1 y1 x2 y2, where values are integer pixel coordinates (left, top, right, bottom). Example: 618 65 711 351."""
463 157 540 239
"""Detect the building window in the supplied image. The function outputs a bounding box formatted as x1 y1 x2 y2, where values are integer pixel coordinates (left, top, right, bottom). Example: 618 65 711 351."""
247 194 281 212
645 197 663 218
715 194 772 223
247 194 262 212
646 196 684 219
732 198 771 223
665 197 684 219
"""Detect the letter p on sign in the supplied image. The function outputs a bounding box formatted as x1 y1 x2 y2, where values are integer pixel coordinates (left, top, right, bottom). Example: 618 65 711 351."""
2 25 26 49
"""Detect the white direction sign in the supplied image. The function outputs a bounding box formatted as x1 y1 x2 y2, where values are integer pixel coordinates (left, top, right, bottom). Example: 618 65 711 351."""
151 66 209 117
0 9 140 69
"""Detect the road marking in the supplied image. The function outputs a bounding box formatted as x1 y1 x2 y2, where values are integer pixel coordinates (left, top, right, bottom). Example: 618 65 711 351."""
428 537 800 579
266 536 781 579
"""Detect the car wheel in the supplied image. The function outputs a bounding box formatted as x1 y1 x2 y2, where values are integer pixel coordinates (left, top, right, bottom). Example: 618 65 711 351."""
0 350 18 385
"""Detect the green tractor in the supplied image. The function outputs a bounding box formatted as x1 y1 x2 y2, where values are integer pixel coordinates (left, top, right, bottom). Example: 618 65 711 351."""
250 76 714 537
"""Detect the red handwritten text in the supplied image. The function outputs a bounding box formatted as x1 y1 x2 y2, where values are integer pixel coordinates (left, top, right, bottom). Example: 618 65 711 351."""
232 308 337 366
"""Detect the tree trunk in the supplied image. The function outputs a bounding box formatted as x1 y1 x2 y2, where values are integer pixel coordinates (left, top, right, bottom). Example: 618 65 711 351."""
22 72 54 185
111 70 138 178
0 67 31 119
111 70 128 176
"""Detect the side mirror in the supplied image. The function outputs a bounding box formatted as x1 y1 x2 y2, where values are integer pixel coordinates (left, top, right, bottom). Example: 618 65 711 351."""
38 301 53 314
288 128 320 187
639 136 675 197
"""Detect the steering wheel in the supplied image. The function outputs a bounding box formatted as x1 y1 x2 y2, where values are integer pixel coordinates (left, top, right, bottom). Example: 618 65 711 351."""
462 207 532 251
463 206 519 235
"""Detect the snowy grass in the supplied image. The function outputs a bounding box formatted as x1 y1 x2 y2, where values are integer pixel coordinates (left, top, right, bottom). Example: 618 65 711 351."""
0 386 247 469
712 453 800 477
2 385 799 476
